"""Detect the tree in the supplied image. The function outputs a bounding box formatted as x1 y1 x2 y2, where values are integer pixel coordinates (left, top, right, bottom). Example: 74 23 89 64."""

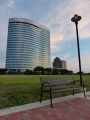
0 68 7 74
24 69 33 75
33 66 44 74
17 69 20 74
67 70 73 74
58 69 73 75
77 71 84 75
53 68 59 75
44 68 52 74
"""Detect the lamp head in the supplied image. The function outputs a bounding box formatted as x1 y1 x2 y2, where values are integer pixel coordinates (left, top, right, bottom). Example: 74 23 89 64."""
74 14 78 20
71 14 81 23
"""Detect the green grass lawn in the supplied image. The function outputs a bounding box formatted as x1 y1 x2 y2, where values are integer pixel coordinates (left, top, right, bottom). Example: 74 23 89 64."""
0 75 90 109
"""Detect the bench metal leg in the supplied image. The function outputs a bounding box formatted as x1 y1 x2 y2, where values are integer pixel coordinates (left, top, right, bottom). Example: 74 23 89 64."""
83 87 86 98
50 91 53 108
40 89 42 103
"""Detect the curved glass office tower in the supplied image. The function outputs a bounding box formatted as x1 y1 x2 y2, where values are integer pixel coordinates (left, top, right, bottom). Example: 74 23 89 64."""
6 18 50 72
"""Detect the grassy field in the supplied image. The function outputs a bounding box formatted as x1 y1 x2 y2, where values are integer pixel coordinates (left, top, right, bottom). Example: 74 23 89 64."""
0 75 90 109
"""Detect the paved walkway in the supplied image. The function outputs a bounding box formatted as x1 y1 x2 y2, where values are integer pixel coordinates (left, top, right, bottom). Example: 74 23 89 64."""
0 92 90 120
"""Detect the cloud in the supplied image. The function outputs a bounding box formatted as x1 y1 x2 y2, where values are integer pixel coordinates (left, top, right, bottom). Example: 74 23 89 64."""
51 56 55 66
51 34 63 43
7 0 15 8
0 31 7 39
0 0 15 9
61 54 71 60
0 43 6 52
51 44 62 53
0 0 15 16
0 39 6 68
50 34 63 53
0 25 7 53
67 54 90 73
0 61 5 68
42 0 90 53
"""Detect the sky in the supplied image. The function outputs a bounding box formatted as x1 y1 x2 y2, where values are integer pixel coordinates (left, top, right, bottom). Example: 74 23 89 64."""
0 0 90 73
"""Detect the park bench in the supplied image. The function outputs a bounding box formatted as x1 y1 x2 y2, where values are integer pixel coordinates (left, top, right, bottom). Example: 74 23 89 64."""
40 77 86 107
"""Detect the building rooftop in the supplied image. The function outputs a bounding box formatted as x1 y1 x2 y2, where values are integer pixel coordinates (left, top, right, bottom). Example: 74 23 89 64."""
9 17 50 32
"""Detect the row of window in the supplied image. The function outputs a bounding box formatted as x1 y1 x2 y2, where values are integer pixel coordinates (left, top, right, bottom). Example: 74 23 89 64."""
8 27 49 33
8 29 48 35
8 27 49 34
6 62 49 66
8 31 49 37
7 46 50 50
6 63 49 67
8 28 49 33
7 44 50 49
7 42 50 47
7 40 50 44
6 61 50 64
8 35 49 40
6 55 50 59
6 48 50 51
8 30 49 37
7 37 50 42
9 22 49 33
9 22 40 28
7 40 50 45
7 47 50 52
8 32 49 37
8 38 50 42
6 58 50 62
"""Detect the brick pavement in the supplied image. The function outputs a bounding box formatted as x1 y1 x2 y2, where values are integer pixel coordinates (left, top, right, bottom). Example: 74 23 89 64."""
0 97 90 120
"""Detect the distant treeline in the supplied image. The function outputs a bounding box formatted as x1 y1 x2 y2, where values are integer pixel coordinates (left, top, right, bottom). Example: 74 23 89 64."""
0 67 90 75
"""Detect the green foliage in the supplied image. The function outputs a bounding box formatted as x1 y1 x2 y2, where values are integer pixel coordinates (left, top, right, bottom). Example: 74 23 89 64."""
17 69 20 74
77 71 84 74
44 68 52 74
59 69 73 75
0 68 7 74
33 66 44 71
44 68 51 71
33 66 44 74
24 69 33 75
53 68 59 75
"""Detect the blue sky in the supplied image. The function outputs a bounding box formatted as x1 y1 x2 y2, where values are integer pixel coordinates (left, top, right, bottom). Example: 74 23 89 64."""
0 0 90 73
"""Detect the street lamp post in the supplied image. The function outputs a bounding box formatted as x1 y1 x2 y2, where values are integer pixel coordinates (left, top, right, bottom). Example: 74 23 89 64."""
71 14 82 86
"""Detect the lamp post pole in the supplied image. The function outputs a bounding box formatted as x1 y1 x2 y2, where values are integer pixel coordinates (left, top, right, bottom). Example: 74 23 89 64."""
71 14 82 86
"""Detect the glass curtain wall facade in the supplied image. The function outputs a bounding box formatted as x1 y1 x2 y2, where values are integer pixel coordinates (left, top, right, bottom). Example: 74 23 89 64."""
5 18 50 72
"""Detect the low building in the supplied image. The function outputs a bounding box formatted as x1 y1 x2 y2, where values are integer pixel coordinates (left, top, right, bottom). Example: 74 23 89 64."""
53 57 67 69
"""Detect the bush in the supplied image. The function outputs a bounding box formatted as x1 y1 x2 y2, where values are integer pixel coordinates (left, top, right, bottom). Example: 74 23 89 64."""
0 68 7 74
24 69 33 75
53 68 59 75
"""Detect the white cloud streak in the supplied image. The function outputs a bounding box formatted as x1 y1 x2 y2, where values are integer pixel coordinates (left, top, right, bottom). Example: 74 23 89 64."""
67 54 90 73
7 0 15 8
43 0 90 53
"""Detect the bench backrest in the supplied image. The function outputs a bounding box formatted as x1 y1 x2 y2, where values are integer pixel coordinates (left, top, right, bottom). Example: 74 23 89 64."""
40 78 75 92
40 78 74 85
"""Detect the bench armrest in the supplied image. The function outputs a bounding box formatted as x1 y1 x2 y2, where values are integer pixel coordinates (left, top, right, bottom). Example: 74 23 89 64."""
41 82 52 92
73 80 85 88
